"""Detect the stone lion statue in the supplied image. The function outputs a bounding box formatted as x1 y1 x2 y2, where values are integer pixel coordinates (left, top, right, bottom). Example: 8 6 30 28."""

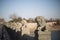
35 16 46 31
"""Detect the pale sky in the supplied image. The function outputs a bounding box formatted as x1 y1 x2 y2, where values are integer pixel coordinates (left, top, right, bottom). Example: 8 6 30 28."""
0 0 60 21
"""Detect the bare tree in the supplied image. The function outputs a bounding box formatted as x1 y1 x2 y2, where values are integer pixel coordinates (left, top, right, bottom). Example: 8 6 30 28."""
9 13 23 22
10 13 18 20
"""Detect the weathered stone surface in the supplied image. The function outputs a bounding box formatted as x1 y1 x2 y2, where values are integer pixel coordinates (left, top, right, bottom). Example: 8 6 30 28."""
38 30 51 40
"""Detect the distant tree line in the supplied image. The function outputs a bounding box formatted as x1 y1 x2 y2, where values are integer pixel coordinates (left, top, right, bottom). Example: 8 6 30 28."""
9 13 60 25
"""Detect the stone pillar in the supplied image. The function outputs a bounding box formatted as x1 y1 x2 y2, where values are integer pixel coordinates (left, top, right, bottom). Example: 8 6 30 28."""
35 16 51 40
38 30 51 40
